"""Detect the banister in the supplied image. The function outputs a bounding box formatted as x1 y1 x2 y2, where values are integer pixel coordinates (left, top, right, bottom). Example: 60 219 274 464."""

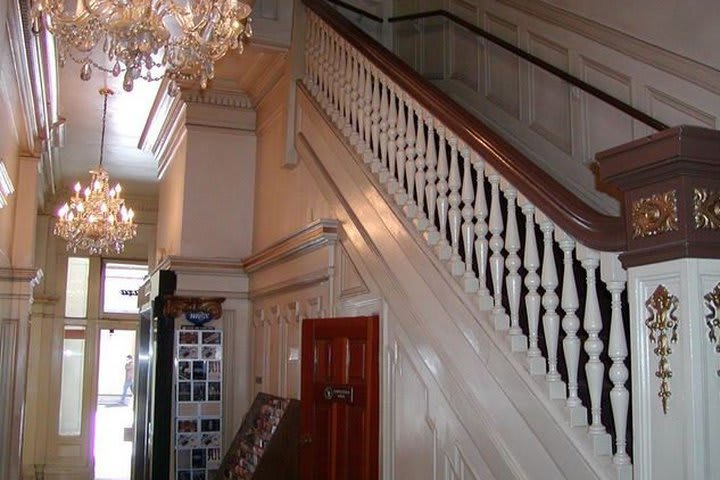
388 10 668 132
324 0 383 23
303 0 626 251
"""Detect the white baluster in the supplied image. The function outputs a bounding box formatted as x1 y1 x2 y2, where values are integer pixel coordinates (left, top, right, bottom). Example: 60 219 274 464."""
377 81 390 184
304 15 316 88
435 127 451 260
423 119 440 245
342 47 353 136
362 65 373 159
557 230 587 426
349 54 359 142
394 95 408 205
329 35 340 120
577 245 612 456
504 185 526 351
369 72 381 173
336 44 347 124
521 199 545 374
539 215 565 399
403 103 417 218
460 145 479 292
319 28 330 106
447 136 464 277
473 154 492 310
386 88 398 194
413 110 428 232
354 59 366 149
600 252 631 470
488 169 508 329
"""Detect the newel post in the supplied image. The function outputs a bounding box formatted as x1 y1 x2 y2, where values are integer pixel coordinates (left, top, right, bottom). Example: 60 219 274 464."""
598 126 720 480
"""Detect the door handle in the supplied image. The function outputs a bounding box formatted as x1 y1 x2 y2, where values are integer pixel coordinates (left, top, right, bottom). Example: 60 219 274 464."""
299 434 313 446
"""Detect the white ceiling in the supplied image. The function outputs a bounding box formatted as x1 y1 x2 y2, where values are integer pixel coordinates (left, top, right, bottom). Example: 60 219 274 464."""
57 66 161 197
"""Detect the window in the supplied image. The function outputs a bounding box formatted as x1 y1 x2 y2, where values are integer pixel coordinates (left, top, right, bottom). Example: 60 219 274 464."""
58 325 86 436
65 257 90 318
102 262 148 314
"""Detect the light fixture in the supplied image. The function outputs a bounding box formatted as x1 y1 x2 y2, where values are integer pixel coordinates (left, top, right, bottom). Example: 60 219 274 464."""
54 88 137 255
31 0 253 94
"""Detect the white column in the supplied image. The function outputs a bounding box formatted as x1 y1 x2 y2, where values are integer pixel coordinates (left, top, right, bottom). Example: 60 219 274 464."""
628 258 720 480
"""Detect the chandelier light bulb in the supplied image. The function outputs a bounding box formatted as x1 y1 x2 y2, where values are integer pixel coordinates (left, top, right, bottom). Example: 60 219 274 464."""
31 0 253 94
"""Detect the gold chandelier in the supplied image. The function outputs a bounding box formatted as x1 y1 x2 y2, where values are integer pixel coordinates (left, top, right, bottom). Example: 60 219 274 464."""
54 88 137 255
30 0 253 94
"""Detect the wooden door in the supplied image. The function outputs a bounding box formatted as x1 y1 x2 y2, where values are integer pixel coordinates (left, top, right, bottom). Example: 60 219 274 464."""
300 315 379 480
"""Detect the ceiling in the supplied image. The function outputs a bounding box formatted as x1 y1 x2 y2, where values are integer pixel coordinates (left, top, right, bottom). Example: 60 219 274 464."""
54 43 287 201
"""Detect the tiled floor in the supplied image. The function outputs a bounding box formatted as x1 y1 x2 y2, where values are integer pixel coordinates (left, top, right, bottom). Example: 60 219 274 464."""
94 400 133 480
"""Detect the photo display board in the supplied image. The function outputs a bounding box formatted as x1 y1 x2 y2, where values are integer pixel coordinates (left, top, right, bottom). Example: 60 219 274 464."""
175 327 223 480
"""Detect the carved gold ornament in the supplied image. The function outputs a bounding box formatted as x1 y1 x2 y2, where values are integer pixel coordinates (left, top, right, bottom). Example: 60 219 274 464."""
163 296 225 320
705 283 720 376
631 191 678 238
693 188 720 230
645 285 679 414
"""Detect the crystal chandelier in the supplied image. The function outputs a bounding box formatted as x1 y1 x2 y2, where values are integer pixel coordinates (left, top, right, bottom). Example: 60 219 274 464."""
54 88 137 255
30 0 253 94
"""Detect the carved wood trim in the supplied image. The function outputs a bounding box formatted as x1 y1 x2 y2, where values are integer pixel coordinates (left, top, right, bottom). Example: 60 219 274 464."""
302 0 625 251
163 296 225 319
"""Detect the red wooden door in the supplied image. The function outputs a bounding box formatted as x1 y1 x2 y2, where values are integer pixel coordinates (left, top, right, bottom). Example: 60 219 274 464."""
300 315 379 480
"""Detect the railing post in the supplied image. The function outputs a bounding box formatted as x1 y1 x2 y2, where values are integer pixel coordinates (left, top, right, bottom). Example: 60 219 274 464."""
598 126 720 480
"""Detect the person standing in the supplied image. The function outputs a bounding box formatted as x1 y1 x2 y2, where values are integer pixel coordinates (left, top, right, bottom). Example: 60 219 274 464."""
121 355 134 405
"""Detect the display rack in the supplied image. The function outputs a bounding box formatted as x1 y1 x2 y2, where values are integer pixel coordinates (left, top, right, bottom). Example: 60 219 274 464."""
215 393 299 480
175 327 224 480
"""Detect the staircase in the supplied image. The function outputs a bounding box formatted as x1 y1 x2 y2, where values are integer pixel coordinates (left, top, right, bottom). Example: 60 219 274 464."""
296 2 635 478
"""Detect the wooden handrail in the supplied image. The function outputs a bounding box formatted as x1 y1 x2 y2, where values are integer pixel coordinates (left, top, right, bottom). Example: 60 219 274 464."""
389 10 668 132
324 0 383 23
303 0 626 251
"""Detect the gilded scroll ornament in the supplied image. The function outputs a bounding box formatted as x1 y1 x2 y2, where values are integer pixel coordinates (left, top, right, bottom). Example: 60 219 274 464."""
704 283 720 376
645 285 679 414
693 188 720 230
631 190 678 238
163 296 225 321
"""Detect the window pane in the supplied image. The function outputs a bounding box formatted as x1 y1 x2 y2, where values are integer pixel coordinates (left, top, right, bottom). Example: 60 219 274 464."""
65 257 90 318
102 262 148 314
59 326 85 436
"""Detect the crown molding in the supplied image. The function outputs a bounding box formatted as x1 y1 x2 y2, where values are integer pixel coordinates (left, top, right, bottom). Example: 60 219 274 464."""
242 218 339 273
155 255 245 276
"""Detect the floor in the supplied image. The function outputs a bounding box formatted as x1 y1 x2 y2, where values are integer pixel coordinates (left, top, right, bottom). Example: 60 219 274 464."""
94 399 133 480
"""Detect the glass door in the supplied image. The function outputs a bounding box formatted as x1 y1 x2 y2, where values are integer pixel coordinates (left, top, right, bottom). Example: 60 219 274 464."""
94 328 137 480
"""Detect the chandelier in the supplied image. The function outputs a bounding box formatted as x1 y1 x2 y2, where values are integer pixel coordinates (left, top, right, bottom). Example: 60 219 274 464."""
54 88 137 255
30 0 253 94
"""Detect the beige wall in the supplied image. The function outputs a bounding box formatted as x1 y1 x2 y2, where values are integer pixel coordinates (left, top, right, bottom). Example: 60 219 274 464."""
252 65 331 252
156 128 188 262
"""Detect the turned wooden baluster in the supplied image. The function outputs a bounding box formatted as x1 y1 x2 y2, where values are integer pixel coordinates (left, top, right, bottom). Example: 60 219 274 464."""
601 252 631 467
473 154 491 310
435 127 451 260
447 136 464 277
423 119 440 246
394 95 408 205
460 146 478 292
369 72 381 172
362 66 373 159
355 59 367 148
386 88 399 194
349 53 359 139
413 110 428 231
540 217 565 399
336 44 346 123
403 103 418 217
377 81 389 183
504 186 526 351
304 15 315 88
521 200 545 374
329 34 339 116
319 27 330 106
342 47 353 134
488 170 508 328
558 231 587 426
578 246 611 455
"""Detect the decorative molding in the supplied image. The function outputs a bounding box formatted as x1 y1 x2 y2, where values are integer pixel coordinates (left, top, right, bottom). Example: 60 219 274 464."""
248 268 331 301
242 219 339 273
497 0 720 96
181 88 254 109
694 188 720 230
645 284 679 414
631 190 678 238
154 255 245 275
163 295 225 320
704 283 720 376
